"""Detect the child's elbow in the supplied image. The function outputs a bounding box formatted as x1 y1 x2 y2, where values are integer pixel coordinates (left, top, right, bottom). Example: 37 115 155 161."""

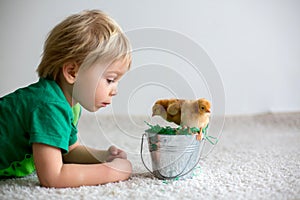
38 176 60 188
37 172 68 188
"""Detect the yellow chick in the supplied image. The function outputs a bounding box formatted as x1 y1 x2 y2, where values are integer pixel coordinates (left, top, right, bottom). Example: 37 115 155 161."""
180 98 211 140
152 99 184 125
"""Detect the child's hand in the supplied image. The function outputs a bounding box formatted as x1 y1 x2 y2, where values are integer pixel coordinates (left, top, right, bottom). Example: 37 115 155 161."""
106 146 127 162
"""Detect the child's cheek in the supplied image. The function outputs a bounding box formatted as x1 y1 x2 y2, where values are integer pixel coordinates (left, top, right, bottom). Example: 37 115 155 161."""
73 66 105 112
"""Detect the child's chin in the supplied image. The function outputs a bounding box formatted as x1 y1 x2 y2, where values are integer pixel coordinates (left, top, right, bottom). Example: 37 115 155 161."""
84 106 100 112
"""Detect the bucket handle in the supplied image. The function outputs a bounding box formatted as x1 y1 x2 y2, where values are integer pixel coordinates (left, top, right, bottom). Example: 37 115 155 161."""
140 133 154 175
140 133 202 180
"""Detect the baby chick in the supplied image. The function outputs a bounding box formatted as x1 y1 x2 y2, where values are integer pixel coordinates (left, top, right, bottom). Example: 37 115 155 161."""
152 98 211 140
152 98 184 125
180 98 211 140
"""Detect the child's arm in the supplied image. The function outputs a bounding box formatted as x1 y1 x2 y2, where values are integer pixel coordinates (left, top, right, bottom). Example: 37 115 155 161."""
32 143 132 188
62 141 127 164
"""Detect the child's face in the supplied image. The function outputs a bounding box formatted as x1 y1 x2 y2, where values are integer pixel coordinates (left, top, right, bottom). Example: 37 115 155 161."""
94 58 130 110
73 57 130 112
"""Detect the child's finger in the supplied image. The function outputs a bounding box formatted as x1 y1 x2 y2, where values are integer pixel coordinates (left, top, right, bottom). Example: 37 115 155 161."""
108 146 118 155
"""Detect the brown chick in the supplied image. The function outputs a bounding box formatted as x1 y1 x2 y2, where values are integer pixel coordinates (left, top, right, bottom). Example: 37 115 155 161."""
180 98 211 140
152 99 184 125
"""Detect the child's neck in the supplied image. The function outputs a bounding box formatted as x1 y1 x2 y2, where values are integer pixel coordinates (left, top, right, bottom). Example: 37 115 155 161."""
56 75 74 107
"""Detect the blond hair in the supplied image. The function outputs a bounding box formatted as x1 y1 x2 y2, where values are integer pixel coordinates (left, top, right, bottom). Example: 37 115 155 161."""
37 10 131 80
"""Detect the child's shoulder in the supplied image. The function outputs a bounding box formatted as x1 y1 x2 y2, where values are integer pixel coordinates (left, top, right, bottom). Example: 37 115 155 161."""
1 78 68 111
28 78 64 101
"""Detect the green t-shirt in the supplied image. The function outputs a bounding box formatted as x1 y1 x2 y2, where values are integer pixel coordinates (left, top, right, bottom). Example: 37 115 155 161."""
0 78 81 178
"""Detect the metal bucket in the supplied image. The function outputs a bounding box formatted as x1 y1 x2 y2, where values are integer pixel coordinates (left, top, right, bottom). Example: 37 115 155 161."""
141 132 204 180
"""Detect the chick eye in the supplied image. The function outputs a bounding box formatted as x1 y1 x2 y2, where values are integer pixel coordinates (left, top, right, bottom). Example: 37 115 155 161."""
201 106 205 110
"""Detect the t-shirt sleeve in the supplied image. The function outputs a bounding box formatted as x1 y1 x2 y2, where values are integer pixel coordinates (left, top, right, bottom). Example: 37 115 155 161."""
28 102 77 153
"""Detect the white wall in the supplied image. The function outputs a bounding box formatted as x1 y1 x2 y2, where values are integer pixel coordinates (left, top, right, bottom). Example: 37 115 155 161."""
1 0 299 116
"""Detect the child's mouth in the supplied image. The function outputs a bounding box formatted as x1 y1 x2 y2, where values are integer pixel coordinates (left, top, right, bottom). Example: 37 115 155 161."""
101 103 110 107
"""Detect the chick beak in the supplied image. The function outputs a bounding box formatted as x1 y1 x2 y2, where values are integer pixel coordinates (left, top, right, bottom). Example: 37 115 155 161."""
206 109 211 113
152 110 157 117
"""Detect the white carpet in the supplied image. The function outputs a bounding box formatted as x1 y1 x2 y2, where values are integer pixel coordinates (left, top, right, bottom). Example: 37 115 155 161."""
0 112 299 200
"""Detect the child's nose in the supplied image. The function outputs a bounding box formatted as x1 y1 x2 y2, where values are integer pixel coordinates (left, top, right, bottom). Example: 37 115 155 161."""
110 87 118 96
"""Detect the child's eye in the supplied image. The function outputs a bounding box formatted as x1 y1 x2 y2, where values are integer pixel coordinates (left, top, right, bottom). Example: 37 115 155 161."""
106 79 115 84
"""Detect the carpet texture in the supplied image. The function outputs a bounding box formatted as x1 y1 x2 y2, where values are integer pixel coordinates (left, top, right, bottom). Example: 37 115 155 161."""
0 112 299 200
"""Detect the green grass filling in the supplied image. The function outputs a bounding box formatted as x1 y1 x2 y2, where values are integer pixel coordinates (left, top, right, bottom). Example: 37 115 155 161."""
145 121 208 135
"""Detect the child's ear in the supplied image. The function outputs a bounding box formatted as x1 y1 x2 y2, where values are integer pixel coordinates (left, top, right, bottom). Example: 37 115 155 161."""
62 62 78 84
